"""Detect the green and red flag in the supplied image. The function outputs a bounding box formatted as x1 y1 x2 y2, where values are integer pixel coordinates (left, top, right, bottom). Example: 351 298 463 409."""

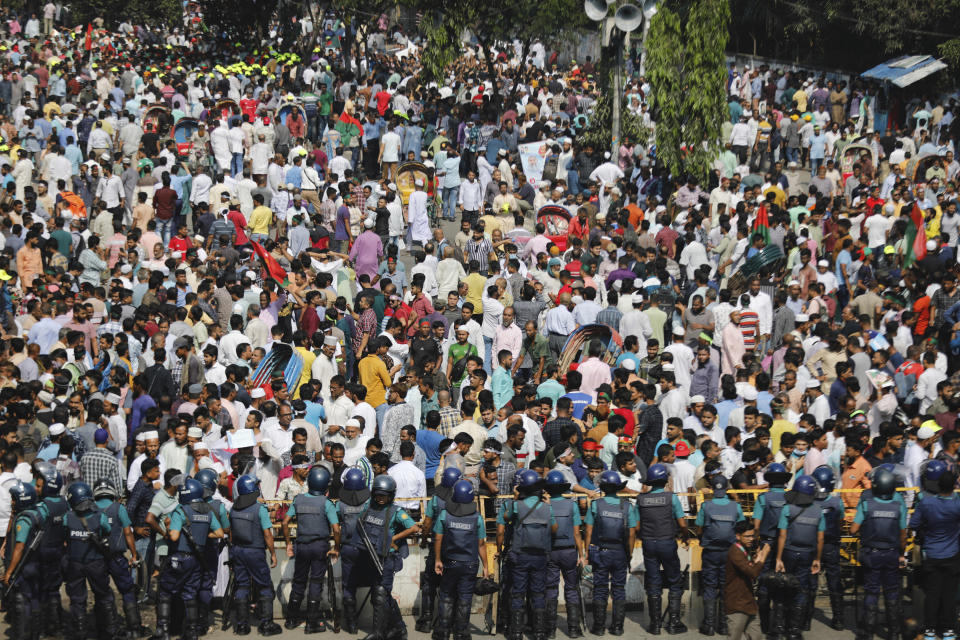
751 204 771 245
903 202 927 268
251 240 289 287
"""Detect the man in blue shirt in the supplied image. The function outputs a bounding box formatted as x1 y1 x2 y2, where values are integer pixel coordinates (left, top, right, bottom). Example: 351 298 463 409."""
561 370 593 420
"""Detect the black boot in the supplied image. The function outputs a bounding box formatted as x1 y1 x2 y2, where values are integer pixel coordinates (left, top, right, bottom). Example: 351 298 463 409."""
183 602 199 640
285 596 303 630
767 600 786 640
417 578 436 633
433 596 453 640
257 594 282 636
885 600 901 640
234 598 251 636
362 587 389 640
342 596 358 635
802 593 813 631
786 604 803 640
151 599 171 640
590 600 606 636
566 602 583 638
545 600 558 640
93 601 118 640
647 594 662 636
305 599 325 634
509 608 525 640
385 597 407 640
716 602 728 636
10 593 31 640
699 598 716 636
608 601 625 636
453 600 472 640
665 595 687 635
855 604 877 640
829 593 844 631
124 601 150 639
72 610 89 640
532 608 547 640
43 600 63 638
759 596 771 635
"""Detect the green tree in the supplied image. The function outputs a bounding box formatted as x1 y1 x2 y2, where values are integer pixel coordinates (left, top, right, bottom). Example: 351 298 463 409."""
72 0 181 29
645 0 729 182
581 78 651 151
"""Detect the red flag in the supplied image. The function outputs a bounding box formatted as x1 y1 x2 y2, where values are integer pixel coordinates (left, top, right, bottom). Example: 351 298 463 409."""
904 202 927 267
84 23 92 51
251 240 289 287
338 110 364 138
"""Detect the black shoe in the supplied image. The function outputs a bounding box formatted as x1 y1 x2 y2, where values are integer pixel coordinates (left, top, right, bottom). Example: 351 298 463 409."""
699 598 716 636
417 584 436 634
566 603 583 638
829 593 844 631
257 594 282 636
509 609 525 640
183 603 199 640
665 595 687 635
362 586 390 640
235 597 251 637
285 597 303 630
432 597 453 640
608 601 625 636
305 599 325 634
545 601 558 640
590 601 606 636
647 595 662 636
152 598 171 640
533 608 547 640
342 597 358 635
453 600 472 640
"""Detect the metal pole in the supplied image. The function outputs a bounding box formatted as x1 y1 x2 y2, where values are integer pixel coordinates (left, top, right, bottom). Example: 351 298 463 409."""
611 31 622 159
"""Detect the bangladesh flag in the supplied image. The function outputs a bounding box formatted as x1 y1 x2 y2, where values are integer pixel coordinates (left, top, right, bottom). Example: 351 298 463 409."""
251 240 289 287
751 204 771 245
903 202 927 268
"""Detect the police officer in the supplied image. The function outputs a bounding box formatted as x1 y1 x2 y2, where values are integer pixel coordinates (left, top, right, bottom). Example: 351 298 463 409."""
635 463 688 635
1 482 44 640
93 478 149 639
498 468 557 640
194 467 231 636
811 465 845 630
918 459 949 502
62 481 117 640
752 462 790 636
584 470 637 637
34 463 69 636
432 479 491 640
694 474 744 636
281 466 341 633
906 466 959 639
337 467 371 634
419 466 463 633
775 475 825 640
229 474 283 636
345 474 419 640
544 469 585 638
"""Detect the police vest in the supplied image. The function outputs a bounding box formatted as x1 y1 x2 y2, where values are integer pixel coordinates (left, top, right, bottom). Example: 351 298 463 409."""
230 503 265 548
699 500 740 550
783 503 822 553
293 494 331 543
636 491 676 541
351 505 403 558
757 490 787 540
551 498 577 549
861 497 901 550
431 493 448 517
101 501 128 554
65 510 106 563
339 501 367 546
41 497 69 551
817 495 844 541
441 512 480 564
177 504 213 554
514 499 552 553
4 509 43 568
592 498 628 548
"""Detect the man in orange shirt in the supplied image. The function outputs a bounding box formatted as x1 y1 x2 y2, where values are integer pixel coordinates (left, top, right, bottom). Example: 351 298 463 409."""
16 231 42 291
840 441 872 509
625 196 644 229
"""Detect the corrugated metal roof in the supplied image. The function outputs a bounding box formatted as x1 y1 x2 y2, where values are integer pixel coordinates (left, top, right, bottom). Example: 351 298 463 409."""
861 55 947 88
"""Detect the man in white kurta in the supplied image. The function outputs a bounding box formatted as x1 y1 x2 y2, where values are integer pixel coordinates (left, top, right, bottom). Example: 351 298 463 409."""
408 179 431 244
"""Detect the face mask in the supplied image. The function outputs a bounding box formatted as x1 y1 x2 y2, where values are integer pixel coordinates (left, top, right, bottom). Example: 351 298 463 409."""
792 449 807 457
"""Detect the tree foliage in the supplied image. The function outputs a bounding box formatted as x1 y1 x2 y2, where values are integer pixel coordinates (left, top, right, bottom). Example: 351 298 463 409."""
582 74 651 151
71 0 181 29
646 5 685 179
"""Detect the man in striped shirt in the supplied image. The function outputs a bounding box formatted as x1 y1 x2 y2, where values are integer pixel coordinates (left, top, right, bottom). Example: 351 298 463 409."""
465 225 493 272
738 293 759 352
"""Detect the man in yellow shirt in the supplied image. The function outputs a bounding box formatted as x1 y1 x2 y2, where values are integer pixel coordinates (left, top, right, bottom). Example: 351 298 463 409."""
249 193 274 243
292 330 316 399
359 337 401 426
463 260 487 314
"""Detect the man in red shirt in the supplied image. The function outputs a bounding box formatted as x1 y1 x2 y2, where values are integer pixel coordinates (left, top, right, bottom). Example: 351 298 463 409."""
239 87 258 121
568 207 589 240
226 205 250 247
152 174 178 245
168 224 192 254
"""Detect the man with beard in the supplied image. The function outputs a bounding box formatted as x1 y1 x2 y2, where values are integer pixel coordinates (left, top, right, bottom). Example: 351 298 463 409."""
127 429 164 492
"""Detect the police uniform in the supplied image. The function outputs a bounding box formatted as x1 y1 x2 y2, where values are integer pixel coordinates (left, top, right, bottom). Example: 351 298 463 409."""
336 485 370 634
3 503 45 640
752 486 787 631
498 495 555 640
695 493 744 635
200 494 231 633
907 492 959 637
63 504 116 639
433 502 486 640
777 501 825 635
157 500 221 639
37 492 69 634
814 489 845 629
229 500 279 633
636 487 686 634
419 486 451 632
95 495 145 635
341 500 417 640
287 490 340 629
547 493 585 637
586 495 637 635
495 498 517 636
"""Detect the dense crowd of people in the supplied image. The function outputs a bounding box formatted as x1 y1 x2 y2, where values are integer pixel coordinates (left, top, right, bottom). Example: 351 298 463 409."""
3 5 960 640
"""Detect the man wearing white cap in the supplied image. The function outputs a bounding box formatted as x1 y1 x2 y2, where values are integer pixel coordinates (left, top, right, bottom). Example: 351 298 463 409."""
805 379 830 426
103 390 129 462
310 336 340 406
191 441 225 475
408 176 430 246
664 325 695 394
126 431 164 492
